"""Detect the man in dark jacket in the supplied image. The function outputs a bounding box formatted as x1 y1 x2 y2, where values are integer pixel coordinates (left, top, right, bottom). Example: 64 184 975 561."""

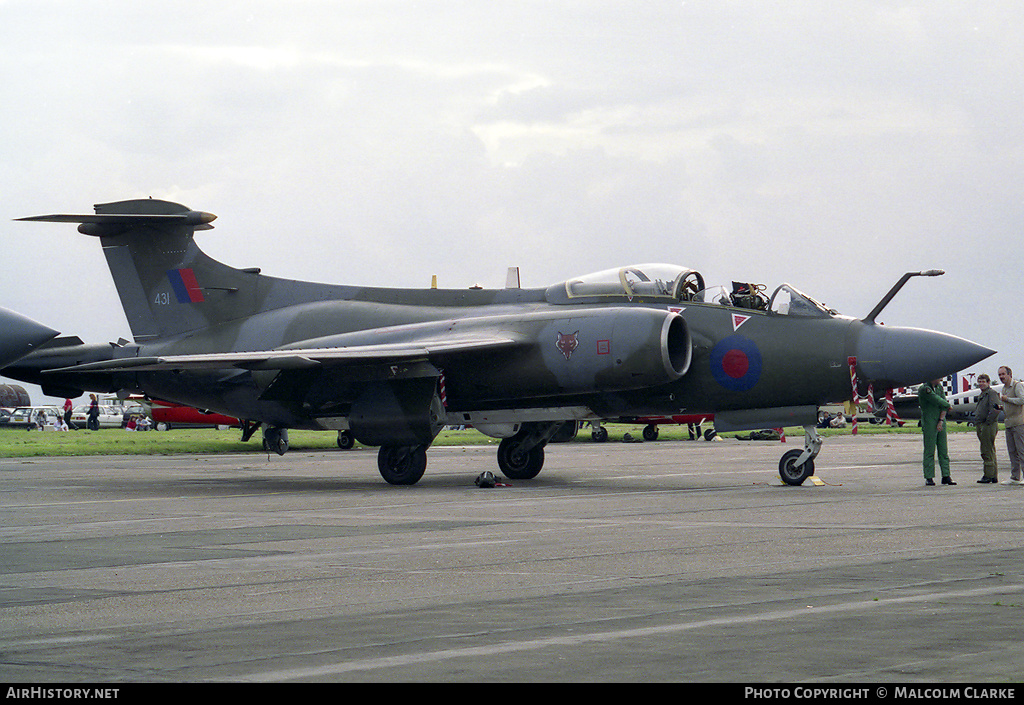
973 373 1001 483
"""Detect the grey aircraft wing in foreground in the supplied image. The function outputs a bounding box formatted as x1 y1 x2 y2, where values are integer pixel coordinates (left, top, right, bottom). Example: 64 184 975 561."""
4 199 995 485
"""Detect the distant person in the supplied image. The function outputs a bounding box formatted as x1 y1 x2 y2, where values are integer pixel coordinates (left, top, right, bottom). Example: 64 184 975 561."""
997 366 1024 484
63 398 77 430
87 394 100 431
973 374 1001 483
33 409 47 431
918 379 954 485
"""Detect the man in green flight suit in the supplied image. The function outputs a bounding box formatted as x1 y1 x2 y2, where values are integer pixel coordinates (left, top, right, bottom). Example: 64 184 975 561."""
918 379 955 485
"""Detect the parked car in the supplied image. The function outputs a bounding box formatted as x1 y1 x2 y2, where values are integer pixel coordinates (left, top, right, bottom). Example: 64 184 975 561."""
6 406 61 429
71 405 124 429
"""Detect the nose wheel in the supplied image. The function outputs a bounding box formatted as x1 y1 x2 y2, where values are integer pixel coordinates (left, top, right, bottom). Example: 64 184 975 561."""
778 425 822 486
779 449 814 485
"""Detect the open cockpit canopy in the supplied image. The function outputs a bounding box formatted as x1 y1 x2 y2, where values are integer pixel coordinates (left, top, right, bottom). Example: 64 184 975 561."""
547 264 838 317
551 264 705 302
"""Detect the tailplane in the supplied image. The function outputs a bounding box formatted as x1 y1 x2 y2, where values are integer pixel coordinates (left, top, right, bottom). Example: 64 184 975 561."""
19 199 262 342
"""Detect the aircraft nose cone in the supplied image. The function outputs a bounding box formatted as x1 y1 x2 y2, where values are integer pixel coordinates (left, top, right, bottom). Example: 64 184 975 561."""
0 306 59 369
853 323 995 388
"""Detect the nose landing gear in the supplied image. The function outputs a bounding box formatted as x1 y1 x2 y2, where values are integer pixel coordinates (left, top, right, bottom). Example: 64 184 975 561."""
778 425 822 485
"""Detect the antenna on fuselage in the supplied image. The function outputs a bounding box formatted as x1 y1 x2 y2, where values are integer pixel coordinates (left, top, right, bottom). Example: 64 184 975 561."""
505 267 520 289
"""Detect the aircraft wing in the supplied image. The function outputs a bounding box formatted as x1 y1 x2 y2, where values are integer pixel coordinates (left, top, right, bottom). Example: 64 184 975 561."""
43 336 521 374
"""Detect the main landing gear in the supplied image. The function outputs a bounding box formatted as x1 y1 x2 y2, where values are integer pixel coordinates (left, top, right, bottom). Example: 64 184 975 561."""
495 422 565 480
375 421 565 486
337 430 355 450
377 445 428 485
778 425 822 486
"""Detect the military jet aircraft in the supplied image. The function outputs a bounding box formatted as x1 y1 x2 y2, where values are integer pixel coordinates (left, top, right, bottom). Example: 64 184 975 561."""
4 199 994 486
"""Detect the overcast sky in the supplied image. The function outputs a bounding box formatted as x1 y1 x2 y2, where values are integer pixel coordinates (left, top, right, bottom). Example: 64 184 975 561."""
2 1 1020 401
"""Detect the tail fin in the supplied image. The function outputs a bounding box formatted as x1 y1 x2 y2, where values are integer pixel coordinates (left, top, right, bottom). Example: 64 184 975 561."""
19 199 262 342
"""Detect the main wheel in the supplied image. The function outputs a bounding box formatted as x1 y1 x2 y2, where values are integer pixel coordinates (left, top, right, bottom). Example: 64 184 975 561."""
337 430 355 450
378 445 427 485
497 437 544 479
642 424 659 441
779 448 814 485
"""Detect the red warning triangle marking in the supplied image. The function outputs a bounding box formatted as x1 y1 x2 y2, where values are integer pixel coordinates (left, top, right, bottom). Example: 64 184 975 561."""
732 313 751 331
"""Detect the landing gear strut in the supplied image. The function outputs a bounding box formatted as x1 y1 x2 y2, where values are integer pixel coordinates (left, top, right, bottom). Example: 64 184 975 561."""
240 420 262 443
778 425 822 485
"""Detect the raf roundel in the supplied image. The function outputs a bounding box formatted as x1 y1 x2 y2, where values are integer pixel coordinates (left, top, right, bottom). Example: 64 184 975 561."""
710 335 762 391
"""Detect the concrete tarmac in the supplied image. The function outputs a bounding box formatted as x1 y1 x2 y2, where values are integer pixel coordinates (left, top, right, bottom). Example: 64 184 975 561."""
1 432 1023 683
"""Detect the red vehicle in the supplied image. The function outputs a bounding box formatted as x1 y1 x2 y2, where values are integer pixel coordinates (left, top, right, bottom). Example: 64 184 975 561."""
144 399 240 430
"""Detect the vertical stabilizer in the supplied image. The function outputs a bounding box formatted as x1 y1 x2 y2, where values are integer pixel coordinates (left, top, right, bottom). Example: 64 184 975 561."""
19 200 262 342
